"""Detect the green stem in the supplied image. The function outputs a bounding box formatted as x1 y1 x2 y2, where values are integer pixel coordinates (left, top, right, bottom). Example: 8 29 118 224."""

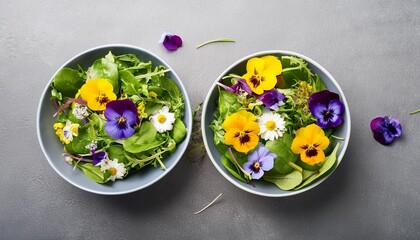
135 69 171 79
228 147 252 180
331 135 345 141
288 162 303 173
409 109 420 115
196 38 236 49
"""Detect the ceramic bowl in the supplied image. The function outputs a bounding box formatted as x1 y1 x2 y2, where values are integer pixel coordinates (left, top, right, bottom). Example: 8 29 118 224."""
202 50 350 197
37 44 192 195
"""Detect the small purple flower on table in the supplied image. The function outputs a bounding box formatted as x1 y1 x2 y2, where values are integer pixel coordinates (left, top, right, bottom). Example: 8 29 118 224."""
243 146 276 179
370 116 402 145
160 32 183 51
308 90 345 129
258 89 285 110
104 99 140 139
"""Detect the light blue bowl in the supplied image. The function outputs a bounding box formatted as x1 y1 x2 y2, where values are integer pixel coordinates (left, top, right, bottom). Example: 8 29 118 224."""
37 44 192 195
202 50 351 197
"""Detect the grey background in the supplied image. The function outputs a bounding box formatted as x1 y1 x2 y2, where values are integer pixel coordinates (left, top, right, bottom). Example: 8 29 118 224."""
1 0 419 239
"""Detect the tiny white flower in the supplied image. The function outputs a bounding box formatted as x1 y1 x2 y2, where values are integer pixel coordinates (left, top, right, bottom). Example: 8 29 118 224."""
100 158 126 182
65 156 73 165
72 103 89 120
149 106 176 133
258 112 286 141
85 140 98 151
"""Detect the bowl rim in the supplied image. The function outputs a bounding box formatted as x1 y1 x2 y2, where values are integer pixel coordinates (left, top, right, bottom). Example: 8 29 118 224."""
201 50 351 197
37 44 192 195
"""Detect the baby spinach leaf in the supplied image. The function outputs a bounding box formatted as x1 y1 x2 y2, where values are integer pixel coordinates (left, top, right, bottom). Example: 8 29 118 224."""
89 58 119 94
119 70 142 95
160 76 181 99
221 155 248 183
263 170 303 190
65 126 91 154
107 144 128 164
53 67 85 97
265 134 298 175
313 74 327 92
123 121 164 153
218 88 242 118
171 119 186 143
294 142 340 190
77 163 107 183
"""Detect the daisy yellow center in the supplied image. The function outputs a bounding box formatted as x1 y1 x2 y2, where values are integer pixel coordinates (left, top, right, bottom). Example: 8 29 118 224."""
157 114 166 123
266 121 276 131
109 167 117 176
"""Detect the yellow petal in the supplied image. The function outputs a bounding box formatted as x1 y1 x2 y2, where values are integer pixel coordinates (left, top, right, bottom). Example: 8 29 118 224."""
244 121 260 135
246 58 265 75
258 74 277 92
261 56 282 75
313 134 330 150
300 149 325 165
224 128 240 145
233 132 259 154
302 124 325 143
291 136 307 154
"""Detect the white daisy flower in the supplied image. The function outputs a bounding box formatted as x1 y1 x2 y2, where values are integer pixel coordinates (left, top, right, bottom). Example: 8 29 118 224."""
72 103 89 120
100 158 126 182
149 106 176 133
258 112 286 141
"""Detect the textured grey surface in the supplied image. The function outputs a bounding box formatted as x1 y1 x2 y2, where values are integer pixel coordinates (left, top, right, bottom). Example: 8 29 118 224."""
1 0 420 239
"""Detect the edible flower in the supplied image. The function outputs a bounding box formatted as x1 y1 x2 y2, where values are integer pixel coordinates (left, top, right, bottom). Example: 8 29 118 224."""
222 110 260 153
79 78 117 111
91 151 107 166
308 90 345 129
72 103 89 120
370 116 402 145
217 79 253 95
258 112 286 141
291 124 330 165
243 146 276 179
104 99 140 139
160 32 183 51
258 89 285 110
242 56 282 95
149 106 176 133
100 158 127 182
53 121 79 144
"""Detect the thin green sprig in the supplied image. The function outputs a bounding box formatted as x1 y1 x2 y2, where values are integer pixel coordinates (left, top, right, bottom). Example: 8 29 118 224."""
196 38 236 49
409 109 420 115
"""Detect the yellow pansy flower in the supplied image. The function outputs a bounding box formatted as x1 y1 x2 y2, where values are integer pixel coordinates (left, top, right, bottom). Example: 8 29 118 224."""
79 78 116 111
242 56 282 95
291 124 330 165
222 110 260 153
53 121 79 144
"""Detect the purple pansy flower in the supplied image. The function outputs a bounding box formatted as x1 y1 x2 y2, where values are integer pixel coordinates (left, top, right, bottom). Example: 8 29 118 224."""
243 146 276 179
370 116 402 145
92 150 107 166
160 32 183 51
217 79 253 95
104 99 140 139
258 89 285 110
308 90 345 129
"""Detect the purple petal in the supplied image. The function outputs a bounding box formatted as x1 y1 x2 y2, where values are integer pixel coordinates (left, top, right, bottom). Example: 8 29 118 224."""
256 146 270 159
259 156 274 171
105 99 139 125
92 151 107 166
236 79 253 95
122 110 138 126
104 121 135 139
388 118 402 137
308 90 340 109
310 103 328 120
258 89 285 110
327 115 343 128
328 99 345 115
251 169 264 180
373 131 394 145
370 117 385 132
162 34 183 51
247 149 260 162
104 106 120 121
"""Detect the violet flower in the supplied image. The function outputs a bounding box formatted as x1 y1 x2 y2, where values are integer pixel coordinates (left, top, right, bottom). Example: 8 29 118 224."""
92 150 107 166
104 99 139 139
258 89 285 110
160 32 183 51
217 79 253 95
370 116 402 145
308 90 345 129
243 146 276 179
